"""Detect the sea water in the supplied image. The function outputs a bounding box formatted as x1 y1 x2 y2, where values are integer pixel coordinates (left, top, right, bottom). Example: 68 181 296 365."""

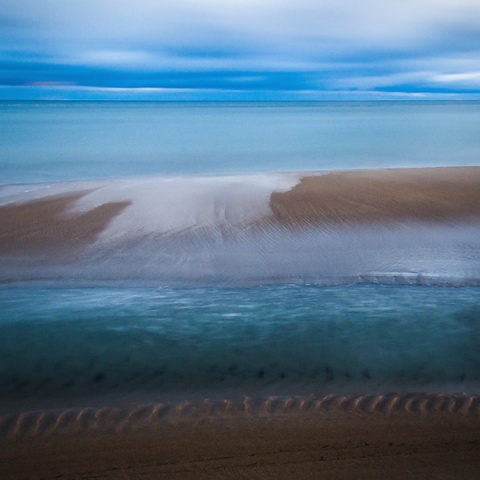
1 284 480 412
1 102 480 411
2 101 480 184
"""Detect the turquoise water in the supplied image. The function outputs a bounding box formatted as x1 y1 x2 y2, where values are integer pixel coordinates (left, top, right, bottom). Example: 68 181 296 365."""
1 102 479 411
1 284 479 411
1 101 480 184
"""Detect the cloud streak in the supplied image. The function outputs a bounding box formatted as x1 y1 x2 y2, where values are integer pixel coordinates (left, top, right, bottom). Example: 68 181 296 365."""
1 0 480 99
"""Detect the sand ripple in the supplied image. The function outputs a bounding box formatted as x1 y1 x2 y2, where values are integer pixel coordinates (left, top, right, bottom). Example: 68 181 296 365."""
1 392 479 439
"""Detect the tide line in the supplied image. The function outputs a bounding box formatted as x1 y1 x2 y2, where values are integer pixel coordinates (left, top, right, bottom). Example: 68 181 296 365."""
1 392 479 440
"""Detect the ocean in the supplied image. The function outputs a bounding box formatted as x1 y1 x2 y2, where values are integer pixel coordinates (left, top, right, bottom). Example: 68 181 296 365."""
2 101 480 184
1 101 480 413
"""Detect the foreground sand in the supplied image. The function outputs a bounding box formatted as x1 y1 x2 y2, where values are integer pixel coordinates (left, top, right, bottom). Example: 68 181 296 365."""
1 394 480 479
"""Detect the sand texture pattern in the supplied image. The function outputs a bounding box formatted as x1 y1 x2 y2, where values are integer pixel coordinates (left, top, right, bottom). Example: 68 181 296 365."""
0 192 130 255
1 393 480 479
2 167 480 258
270 167 480 226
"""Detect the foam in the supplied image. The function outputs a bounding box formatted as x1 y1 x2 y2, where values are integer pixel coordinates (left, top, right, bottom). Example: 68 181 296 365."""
74 221 480 285
67 174 299 243
0 180 107 206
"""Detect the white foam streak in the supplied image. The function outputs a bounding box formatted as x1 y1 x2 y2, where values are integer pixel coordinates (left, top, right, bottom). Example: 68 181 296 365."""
73 221 480 285
71 174 299 243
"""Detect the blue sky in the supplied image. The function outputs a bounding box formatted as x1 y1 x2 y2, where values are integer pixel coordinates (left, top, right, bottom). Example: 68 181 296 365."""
2 0 480 100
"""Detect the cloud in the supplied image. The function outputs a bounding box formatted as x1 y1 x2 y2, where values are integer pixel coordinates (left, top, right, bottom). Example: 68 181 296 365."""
2 0 480 99
431 72 480 87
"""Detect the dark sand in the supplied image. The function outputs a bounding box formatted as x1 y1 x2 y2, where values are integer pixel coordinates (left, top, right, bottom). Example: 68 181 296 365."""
270 167 480 226
1 394 480 479
0 192 129 255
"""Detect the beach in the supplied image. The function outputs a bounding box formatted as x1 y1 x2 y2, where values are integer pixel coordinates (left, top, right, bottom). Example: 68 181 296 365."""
270 167 480 226
1 394 480 479
0 191 130 256
3 0 480 470
1 166 480 285
1 166 480 477
1 166 480 257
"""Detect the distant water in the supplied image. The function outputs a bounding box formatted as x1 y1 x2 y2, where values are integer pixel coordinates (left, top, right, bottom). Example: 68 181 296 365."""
1 101 480 185
1 102 480 412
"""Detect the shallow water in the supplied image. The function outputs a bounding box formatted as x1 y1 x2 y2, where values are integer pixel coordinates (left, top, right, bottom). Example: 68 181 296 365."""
1 102 480 412
1 284 479 411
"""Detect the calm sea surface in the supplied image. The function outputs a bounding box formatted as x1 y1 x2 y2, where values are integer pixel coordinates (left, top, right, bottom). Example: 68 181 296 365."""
1 101 480 184
1 102 479 410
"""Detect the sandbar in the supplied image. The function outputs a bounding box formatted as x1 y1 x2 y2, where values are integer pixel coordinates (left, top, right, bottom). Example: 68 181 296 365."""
270 166 480 226
0 192 129 255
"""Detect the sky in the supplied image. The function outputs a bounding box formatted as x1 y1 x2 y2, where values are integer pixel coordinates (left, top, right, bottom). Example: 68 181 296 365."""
2 0 480 100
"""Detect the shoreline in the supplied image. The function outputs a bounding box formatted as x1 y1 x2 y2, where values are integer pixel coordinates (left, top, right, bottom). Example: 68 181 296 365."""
1 166 479 256
2 167 480 477
1 392 480 479
2 392 480 437
1 166 479 285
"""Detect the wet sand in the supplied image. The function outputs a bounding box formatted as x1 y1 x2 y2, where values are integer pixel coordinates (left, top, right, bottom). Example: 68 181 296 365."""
270 166 480 226
1 167 480 257
0 191 129 255
1 394 480 479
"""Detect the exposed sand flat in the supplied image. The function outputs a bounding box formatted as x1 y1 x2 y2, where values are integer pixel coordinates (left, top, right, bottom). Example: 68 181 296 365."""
1 167 480 283
0 192 130 255
270 167 480 226
1 393 480 479
2 167 480 257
